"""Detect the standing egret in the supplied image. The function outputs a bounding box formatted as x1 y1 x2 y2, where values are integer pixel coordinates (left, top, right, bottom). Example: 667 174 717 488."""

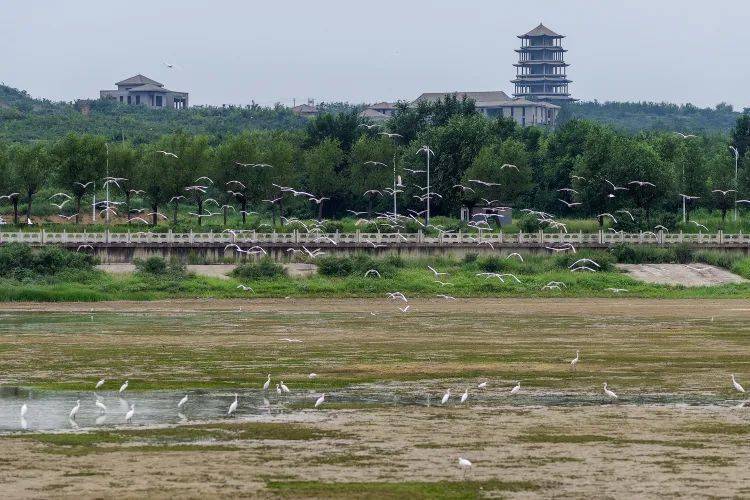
263 374 271 391
315 393 326 407
441 389 451 404
95 378 105 389
570 350 580 370
125 404 135 423
460 389 468 404
69 399 80 420
732 374 745 393
119 380 129 393
510 382 521 395
20 404 27 417
228 394 238 416
458 457 473 478
177 394 188 408
95 398 107 414
280 381 290 393
603 382 618 399
276 384 282 396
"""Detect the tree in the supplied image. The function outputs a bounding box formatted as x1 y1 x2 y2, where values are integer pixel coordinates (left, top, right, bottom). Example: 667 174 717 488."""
303 138 344 220
349 136 395 218
707 150 735 225
570 126 619 226
53 133 106 224
463 139 533 216
674 139 709 221
612 139 673 223
303 112 361 152
730 113 750 160
137 146 172 225
107 142 138 222
11 143 54 221
0 142 20 224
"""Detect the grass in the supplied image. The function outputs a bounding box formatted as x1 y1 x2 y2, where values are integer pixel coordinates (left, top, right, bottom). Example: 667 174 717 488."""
264 479 540 499
517 432 705 449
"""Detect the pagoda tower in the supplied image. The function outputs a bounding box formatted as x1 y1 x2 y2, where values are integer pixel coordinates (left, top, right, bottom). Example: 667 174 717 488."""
512 23 575 103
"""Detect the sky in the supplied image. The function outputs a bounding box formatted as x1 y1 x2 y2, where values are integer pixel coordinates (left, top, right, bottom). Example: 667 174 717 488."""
2 0 749 109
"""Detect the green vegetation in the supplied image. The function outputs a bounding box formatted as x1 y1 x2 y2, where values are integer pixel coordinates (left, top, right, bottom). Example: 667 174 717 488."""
232 257 286 279
264 479 540 499
2 87 750 231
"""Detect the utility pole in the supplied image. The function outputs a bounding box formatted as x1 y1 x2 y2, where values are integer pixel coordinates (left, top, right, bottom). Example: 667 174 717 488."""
392 153 398 219
730 146 739 222
92 181 96 222
105 143 110 225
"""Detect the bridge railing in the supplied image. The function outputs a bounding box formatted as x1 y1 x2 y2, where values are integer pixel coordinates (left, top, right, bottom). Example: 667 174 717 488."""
0 230 749 246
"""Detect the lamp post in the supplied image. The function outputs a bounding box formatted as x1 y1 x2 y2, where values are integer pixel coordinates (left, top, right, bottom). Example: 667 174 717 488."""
416 145 434 226
730 146 739 222
104 143 110 225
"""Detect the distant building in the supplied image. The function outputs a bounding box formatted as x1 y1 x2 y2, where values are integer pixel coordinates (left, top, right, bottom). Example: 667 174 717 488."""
358 102 397 122
100 74 188 109
291 103 319 118
413 91 559 127
512 23 575 104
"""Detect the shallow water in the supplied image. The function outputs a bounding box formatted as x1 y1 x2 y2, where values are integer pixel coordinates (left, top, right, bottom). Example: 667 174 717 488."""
1 383 745 433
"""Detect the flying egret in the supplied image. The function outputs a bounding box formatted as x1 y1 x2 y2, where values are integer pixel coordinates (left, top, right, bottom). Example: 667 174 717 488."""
570 350 580 370
263 374 271 391
228 394 238 415
510 382 521 395
69 399 80 420
441 389 451 404
119 380 129 393
603 382 618 399
460 389 468 404
315 393 326 407
732 374 745 393
95 378 105 389
125 404 135 423
178 394 188 408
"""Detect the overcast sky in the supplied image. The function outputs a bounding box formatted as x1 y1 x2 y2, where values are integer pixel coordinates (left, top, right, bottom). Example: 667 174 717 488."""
2 0 749 109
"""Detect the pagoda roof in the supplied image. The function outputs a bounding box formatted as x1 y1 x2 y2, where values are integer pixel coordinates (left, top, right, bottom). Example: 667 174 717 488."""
519 23 563 38
116 74 163 87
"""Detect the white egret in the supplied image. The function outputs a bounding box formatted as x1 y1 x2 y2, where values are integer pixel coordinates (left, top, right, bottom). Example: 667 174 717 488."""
20 403 28 417
315 393 326 407
570 350 580 370
732 374 745 393
441 389 451 404
228 394 238 415
477 382 487 389
308 373 318 379
95 378 105 389
460 389 468 404
125 404 135 423
276 384 282 396
69 399 80 420
263 374 271 391
177 394 188 408
510 382 521 395
95 399 107 414
603 382 618 399
280 381 290 393
119 380 129 393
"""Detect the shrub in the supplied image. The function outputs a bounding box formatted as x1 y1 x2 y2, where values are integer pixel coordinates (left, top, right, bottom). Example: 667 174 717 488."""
673 243 694 264
694 250 742 269
463 252 479 264
609 243 674 264
553 250 614 271
477 255 508 273
517 215 541 233
316 254 398 278
134 256 167 275
0 243 96 280
232 258 286 280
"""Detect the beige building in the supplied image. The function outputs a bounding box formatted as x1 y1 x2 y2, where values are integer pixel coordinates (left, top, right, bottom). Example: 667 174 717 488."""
100 74 188 109
413 91 559 127
358 102 397 122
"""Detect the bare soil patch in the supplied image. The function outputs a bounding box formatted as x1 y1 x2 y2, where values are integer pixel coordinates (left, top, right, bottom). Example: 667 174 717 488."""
617 263 746 287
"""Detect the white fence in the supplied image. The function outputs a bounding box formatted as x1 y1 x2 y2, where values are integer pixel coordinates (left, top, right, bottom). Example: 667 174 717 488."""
0 230 748 246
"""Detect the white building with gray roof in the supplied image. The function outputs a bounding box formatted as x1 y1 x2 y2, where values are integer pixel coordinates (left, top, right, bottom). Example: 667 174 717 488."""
100 74 188 109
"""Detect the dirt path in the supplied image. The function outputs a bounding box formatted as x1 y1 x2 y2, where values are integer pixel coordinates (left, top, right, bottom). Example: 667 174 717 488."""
617 263 746 286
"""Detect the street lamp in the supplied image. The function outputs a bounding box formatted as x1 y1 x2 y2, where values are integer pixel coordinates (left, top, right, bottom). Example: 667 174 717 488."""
104 143 110 225
730 146 739 222
416 145 435 226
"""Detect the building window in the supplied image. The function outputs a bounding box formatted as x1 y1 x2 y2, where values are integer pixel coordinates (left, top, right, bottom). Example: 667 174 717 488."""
510 107 514 117
522 107 526 117
127 95 131 104
156 95 163 107
135 95 140 105
119 96 123 103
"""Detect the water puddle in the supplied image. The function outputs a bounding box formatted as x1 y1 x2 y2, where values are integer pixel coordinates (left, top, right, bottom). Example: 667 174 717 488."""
0 383 745 433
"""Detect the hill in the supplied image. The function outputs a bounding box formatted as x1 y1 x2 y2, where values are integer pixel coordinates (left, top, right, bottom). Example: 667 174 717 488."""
559 101 743 135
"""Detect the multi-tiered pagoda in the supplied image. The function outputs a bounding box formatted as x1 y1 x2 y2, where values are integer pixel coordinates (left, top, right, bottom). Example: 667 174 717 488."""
512 23 575 104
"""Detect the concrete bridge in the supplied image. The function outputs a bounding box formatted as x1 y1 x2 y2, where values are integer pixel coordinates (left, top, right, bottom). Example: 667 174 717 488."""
1 230 748 263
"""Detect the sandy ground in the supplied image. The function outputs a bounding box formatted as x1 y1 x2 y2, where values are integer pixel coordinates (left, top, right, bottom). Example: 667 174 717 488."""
96 263 318 279
617 263 746 286
0 299 748 498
